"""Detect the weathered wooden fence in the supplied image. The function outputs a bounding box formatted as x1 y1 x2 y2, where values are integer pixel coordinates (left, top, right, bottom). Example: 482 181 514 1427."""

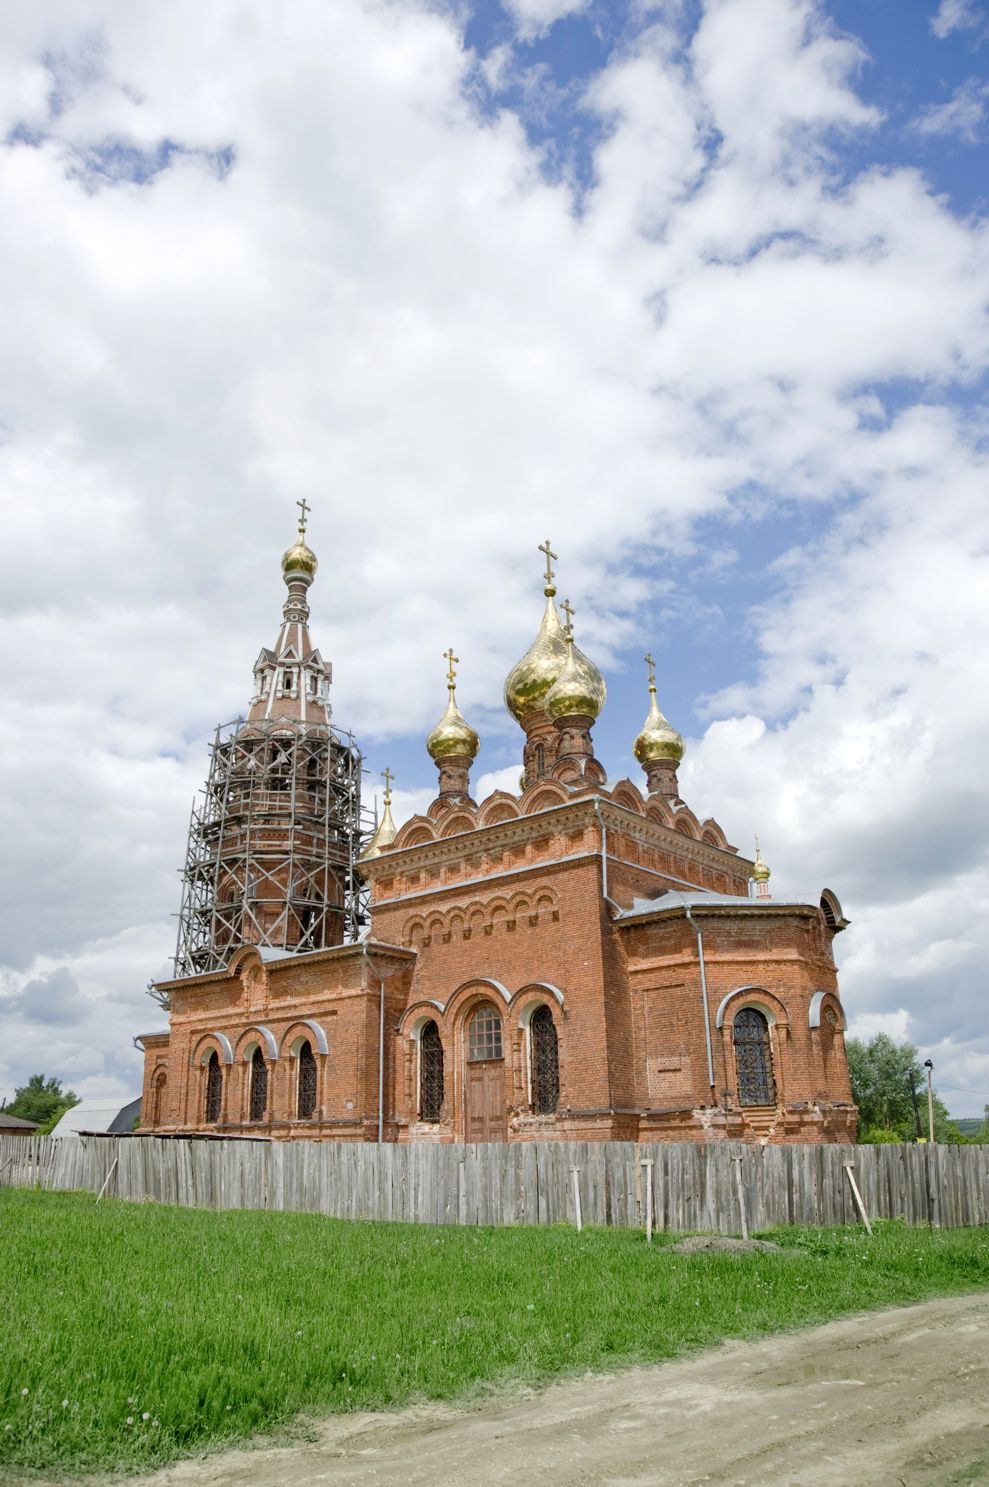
2 1134 986 1232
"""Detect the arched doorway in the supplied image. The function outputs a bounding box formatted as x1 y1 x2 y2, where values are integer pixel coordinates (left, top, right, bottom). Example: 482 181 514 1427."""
733 1007 776 1106
464 1002 505 1141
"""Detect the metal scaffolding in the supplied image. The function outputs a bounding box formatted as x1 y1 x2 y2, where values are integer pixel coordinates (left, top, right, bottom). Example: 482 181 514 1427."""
171 716 371 981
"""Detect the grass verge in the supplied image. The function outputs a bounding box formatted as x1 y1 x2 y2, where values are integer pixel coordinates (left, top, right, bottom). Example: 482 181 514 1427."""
1 1189 987 1479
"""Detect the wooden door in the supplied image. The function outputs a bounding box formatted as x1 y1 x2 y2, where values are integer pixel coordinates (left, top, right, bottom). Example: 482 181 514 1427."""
465 1059 505 1142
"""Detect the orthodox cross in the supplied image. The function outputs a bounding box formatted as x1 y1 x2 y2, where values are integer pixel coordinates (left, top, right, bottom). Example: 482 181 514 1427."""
381 766 394 801
538 538 558 588
644 651 656 689
296 497 311 536
561 598 575 637
444 647 459 689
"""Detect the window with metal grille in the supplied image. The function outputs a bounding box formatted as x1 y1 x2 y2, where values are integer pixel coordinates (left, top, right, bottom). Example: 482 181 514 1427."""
249 1046 268 1120
733 1007 775 1106
297 1039 317 1118
529 1004 559 1114
419 1020 444 1121
152 1072 167 1126
205 1052 223 1123
467 1003 503 1061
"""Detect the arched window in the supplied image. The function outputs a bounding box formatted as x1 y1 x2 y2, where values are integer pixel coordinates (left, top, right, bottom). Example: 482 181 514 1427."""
529 1004 559 1114
419 1021 444 1122
152 1071 167 1126
535 743 545 778
467 1003 503 1061
297 1039 317 1119
205 1051 223 1124
733 1007 776 1106
249 1046 268 1121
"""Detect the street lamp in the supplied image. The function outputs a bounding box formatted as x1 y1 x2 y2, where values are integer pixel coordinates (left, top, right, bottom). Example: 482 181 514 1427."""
923 1059 935 1145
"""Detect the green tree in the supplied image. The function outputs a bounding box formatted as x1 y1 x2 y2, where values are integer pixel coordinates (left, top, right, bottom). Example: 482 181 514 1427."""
846 1035 962 1143
4 1074 79 1132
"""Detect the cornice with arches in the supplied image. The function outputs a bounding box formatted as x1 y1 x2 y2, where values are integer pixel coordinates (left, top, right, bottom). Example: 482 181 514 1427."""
372 786 743 888
400 885 560 948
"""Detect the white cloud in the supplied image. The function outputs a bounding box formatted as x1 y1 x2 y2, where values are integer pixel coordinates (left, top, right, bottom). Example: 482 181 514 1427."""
930 0 989 41
914 77 989 141
1 0 987 1118
502 0 592 43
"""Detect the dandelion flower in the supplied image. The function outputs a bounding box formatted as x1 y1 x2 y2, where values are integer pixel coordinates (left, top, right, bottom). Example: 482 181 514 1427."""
20 1388 28 1397
61 1399 69 1409
126 1417 134 1426
142 1412 150 1421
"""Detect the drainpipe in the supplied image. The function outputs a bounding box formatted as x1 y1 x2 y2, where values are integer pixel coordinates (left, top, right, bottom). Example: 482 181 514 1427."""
378 977 385 1145
591 797 621 911
683 902 716 1099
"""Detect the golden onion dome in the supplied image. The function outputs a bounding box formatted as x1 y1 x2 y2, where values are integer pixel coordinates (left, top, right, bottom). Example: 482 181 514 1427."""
427 651 479 762
281 537 318 585
752 838 771 883
545 635 607 721
504 593 569 722
427 690 480 762
633 674 685 764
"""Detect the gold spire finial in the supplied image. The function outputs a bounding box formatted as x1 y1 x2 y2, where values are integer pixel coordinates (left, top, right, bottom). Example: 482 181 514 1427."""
382 766 394 803
561 598 575 638
296 497 311 539
752 835 771 883
443 647 459 691
644 651 657 691
538 538 558 597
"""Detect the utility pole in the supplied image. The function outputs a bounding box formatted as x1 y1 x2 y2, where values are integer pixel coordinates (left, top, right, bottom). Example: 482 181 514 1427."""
924 1059 935 1145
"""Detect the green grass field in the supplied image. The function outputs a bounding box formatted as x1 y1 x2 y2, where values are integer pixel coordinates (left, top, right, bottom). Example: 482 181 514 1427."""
2 1189 987 1480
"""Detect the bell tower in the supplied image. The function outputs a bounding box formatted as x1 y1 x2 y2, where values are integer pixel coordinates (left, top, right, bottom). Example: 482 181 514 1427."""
171 508 369 978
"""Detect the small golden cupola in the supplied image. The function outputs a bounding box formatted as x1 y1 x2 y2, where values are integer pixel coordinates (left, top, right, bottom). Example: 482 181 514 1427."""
361 769 398 861
427 649 479 803
751 837 772 899
634 652 685 800
545 599 607 724
281 497 318 586
543 600 608 785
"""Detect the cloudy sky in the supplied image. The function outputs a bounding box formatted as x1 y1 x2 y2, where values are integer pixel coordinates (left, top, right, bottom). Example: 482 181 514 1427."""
1 0 987 1116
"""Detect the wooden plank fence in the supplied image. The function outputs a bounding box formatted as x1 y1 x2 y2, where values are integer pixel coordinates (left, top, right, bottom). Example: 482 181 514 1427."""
1 1134 986 1233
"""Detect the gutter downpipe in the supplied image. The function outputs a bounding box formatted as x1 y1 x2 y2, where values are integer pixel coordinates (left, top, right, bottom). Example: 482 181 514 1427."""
362 944 389 1145
683 901 716 1099
591 797 621 912
378 976 385 1145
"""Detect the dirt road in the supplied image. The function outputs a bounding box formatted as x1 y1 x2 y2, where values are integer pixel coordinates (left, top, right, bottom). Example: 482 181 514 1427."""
142 1293 989 1487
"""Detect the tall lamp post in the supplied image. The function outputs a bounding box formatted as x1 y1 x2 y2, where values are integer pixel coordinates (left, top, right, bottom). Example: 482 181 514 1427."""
924 1059 935 1145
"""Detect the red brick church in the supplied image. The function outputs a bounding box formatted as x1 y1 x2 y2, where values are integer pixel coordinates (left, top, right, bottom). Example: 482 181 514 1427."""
137 516 856 1144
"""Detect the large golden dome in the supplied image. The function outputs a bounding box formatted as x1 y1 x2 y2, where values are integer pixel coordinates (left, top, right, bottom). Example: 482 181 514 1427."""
545 636 607 721
504 594 569 722
633 666 684 764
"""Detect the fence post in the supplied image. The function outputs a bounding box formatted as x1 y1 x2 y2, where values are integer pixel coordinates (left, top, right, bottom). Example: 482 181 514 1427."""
843 1162 872 1235
570 1166 582 1233
732 1154 749 1240
640 1159 654 1244
96 1157 119 1204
